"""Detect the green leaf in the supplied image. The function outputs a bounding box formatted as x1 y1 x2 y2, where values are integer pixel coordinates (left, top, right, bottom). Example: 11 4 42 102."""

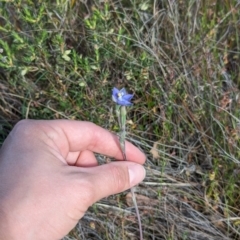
62 50 71 61
140 2 149 11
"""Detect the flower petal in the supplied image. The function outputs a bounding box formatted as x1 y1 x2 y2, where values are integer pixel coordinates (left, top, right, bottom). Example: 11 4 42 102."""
120 88 127 95
123 94 134 101
112 87 120 96
112 94 118 103
118 98 132 106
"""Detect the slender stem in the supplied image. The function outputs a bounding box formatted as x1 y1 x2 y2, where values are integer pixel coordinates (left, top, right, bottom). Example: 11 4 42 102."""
130 187 143 240
117 105 143 240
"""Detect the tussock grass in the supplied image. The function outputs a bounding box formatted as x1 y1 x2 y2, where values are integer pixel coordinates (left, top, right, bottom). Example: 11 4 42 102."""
0 0 240 239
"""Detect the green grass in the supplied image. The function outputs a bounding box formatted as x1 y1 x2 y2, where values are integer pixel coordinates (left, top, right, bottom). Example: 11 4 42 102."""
1 0 240 239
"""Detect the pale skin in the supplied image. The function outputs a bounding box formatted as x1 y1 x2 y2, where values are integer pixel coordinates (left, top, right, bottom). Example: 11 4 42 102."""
0 120 146 240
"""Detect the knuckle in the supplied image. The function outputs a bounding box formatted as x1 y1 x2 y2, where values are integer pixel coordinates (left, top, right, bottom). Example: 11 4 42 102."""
14 119 31 129
11 120 35 137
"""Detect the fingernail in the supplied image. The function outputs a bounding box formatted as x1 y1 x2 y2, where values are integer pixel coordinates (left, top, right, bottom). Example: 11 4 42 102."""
128 164 146 186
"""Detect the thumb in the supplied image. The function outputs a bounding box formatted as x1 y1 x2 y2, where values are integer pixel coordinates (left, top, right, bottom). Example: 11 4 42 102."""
83 161 146 204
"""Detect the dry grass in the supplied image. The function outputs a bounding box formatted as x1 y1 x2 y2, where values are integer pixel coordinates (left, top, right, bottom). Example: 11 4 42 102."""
0 0 240 239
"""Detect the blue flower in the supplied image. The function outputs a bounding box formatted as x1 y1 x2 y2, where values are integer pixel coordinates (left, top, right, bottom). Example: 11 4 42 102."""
112 87 133 106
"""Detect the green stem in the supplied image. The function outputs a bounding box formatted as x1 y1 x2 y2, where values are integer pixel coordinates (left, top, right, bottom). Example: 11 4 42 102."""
117 105 143 240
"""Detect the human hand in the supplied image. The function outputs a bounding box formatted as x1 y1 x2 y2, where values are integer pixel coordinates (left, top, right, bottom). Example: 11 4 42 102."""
0 120 146 240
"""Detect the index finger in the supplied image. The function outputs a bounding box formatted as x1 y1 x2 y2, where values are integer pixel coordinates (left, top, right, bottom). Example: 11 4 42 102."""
21 120 146 164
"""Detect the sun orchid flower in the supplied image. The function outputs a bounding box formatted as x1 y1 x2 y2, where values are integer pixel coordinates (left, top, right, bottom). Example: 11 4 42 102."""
112 87 133 106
